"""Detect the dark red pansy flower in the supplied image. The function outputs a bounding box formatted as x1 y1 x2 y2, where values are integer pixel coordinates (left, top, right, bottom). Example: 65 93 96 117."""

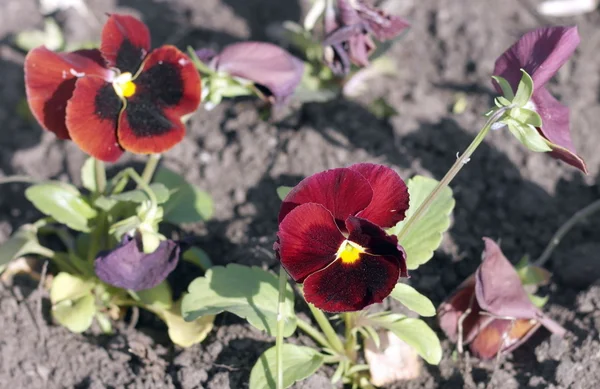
95 234 184 291
275 163 410 312
493 26 586 173
24 14 201 162
438 238 566 360
198 42 304 105
323 0 410 75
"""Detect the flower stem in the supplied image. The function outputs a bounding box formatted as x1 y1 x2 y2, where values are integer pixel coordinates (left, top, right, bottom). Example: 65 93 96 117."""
396 107 510 242
275 267 287 389
94 159 107 194
307 303 345 355
296 318 332 350
123 168 158 207
534 198 600 267
0 176 40 185
140 154 161 185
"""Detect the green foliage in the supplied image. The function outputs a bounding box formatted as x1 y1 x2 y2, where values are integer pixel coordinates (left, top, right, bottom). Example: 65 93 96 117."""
505 118 551 152
389 283 436 317
0 224 41 266
516 256 551 286
277 186 293 201
389 176 455 269
25 182 97 232
14 17 64 51
528 293 549 308
182 247 213 270
50 273 97 333
153 168 214 224
50 272 95 303
512 70 534 107
80 157 98 192
249 344 324 389
111 183 171 204
181 264 297 337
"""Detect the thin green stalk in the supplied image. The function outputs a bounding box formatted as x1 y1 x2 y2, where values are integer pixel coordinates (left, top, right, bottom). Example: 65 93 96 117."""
123 168 158 207
275 267 287 389
343 312 357 362
296 318 332 350
94 159 107 193
140 154 161 185
307 303 345 355
396 107 510 242
534 198 600 267
0 176 39 185
33 246 79 274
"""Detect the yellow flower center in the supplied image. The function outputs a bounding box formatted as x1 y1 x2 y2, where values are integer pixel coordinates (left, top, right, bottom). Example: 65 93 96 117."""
112 72 137 98
336 240 365 265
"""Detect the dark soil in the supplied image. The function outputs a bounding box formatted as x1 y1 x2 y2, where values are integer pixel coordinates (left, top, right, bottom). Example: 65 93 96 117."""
2 0 600 388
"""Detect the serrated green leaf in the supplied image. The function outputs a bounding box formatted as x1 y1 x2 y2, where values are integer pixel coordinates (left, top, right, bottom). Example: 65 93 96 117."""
181 264 296 337
136 281 173 311
491 75 515 100
506 120 552 152
81 157 97 192
513 69 534 107
154 168 214 224
389 283 436 317
50 272 95 304
372 316 442 365
277 186 293 201
0 224 40 266
52 294 96 333
249 344 324 389
25 182 97 232
389 176 455 270
110 183 170 204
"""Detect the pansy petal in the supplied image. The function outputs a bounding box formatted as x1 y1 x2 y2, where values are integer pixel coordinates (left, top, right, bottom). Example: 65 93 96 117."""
117 45 201 154
350 163 410 228
303 251 400 312
346 216 408 277
279 168 373 225
355 0 410 41
475 238 540 320
494 26 580 90
65 77 124 162
95 235 180 291
470 318 541 360
213 42 304 103
24 47 110 139
532 87 587 173
101 14 151 73
277 203 345 282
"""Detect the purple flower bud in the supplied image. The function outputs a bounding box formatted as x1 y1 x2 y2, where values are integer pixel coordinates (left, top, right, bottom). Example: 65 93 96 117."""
94 235 182 291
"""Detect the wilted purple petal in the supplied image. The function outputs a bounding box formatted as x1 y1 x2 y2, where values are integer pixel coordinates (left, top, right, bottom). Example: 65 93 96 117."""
211 41 304 103
354 0 410 41
95 235 181 291
532 87 587 173
494 26 580 91
337 0 362 26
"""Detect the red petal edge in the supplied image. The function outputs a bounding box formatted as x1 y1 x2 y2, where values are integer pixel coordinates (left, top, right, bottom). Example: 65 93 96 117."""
24 47 110 139
101 14 151 71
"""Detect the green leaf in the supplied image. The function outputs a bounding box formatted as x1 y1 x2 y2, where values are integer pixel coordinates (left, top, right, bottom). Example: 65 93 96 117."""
506 120 552 152
50 272 95 304
182 246 213 270
136 281 173 311
95 313 113 334
159 300 215 348
511 107 543 127
277 186 293 201
389 283 436 317
372 315 442 365
527 293 549 308
25 182 97 232
513 69 534 107
110 183 170 204
154 168 214 224
491 76 515 100
52 294 96 333
0 224 40 266
517 264 551 286
81 158 97 192
389 176 455 270
14 17 64 52
182 264 296 337
249 344 324 389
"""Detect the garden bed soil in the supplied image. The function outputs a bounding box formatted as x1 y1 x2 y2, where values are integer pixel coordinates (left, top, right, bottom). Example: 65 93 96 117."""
1 0 600 388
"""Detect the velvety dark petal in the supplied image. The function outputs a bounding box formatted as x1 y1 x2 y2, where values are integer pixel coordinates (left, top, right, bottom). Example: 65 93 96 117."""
65 77 124 162
117 45 201 154
303 251 400 312
101 14 151 73
24 47 111 139
277 203 345 283
212 42 304 103
470 318 541 360
493 26 580 91
475 238 540 320
279 168 373 225
95 235 180 291
354 0 410 41
532 87 587 173
350 163 410 228
345 216 407 277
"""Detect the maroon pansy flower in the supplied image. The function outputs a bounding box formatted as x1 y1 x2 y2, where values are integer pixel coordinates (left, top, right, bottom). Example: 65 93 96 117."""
323 0 409 75
438 238 566 360
24 14 201 162
95 234 184 291
198 42 304 105
493 26 586 173
275 163 410 312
